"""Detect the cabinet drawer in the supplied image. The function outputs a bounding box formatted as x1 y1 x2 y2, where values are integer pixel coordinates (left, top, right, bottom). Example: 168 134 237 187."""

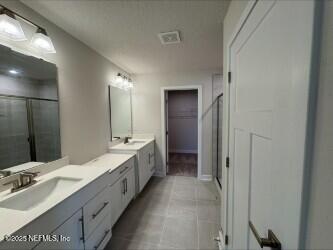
85 214 112 250
83 187 111 238
109 157 134 185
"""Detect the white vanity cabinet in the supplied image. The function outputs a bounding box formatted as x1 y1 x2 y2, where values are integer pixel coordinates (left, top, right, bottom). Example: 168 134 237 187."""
109 140 155 193
34 209 84 250
0 171 112 250
109 160 135 226
138 141 155 192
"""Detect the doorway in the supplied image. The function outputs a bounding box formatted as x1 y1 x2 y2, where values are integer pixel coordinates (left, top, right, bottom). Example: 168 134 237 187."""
166 90 198 177
161 86 202 179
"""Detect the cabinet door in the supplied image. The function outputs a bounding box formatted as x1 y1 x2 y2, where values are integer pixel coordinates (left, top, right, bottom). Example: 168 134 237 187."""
122 166 135 209
110 179 124 227
34 209 84 250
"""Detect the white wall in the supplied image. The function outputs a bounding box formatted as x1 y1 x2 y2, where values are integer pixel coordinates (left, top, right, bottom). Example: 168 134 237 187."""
132 70 220 177
221 0 249 231
168 90 198 154
305 1 333 248
0 0 128 164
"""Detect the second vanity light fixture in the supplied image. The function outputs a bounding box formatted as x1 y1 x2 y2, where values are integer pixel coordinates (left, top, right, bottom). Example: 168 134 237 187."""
111 73 134 91
0 5 56 53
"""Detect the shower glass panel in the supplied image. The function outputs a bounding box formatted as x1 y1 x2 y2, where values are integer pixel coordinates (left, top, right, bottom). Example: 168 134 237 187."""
217 96 223 185
0 97 31 169
31 99 61 162
212 74 223 188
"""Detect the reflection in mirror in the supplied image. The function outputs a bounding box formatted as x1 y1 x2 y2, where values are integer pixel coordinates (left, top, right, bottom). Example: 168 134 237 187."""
109 85 132 140
0 45 61 177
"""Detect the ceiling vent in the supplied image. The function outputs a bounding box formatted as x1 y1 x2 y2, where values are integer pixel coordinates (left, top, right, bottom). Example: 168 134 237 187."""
158 31 181 45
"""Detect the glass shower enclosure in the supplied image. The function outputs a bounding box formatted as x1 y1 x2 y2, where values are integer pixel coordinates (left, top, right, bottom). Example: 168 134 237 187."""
212 74 223 188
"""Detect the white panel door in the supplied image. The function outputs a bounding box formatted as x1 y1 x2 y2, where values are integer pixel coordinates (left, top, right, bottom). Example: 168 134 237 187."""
228 0 316 249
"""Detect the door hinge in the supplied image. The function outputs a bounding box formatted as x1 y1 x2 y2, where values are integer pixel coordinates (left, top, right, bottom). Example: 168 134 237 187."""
228 71 232 84
225 234 229 245
226 157 230 168
166 131 168 135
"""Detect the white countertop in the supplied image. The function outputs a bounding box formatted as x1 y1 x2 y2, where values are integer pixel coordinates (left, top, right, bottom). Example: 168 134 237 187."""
83 153 135 172
110 138 154 151
0 153 134 240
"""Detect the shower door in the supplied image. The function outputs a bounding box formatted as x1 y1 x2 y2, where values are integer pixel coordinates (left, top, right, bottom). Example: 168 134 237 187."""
30 99 61 163
216 95 223 186
0 97 31 169
212 73 223 188
0 97 61 170
212 94 223 187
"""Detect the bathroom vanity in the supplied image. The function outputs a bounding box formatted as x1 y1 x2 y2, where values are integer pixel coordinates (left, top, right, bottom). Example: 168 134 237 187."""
0 153 135 250
110 138 155 193
84 153 136 227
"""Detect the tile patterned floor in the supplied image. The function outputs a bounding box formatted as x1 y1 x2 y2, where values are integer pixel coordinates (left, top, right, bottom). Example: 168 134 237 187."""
168 153 197 177
105 176 220 250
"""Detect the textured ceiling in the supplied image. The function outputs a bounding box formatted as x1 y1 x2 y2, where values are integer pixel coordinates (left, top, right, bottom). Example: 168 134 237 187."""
21 0 228 74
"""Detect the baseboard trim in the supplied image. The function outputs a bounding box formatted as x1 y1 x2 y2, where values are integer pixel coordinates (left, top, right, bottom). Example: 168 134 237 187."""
169 149 198 154
199 175 212 181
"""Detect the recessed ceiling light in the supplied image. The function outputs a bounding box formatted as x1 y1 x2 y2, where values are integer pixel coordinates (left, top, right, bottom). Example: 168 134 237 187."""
9 69 18 74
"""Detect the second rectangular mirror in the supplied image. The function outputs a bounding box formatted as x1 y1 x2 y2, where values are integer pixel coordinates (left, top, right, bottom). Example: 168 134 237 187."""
109 85 132 140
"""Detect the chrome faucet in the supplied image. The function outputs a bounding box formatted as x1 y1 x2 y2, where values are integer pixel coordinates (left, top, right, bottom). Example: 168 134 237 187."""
124 136 132 144
3 171 39 193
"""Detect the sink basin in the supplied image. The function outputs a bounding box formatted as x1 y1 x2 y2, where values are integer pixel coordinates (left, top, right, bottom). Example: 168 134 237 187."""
0 177 82 211
126 140 146 145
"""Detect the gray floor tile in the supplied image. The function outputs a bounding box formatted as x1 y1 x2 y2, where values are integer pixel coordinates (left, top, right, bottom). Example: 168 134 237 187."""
109 176 221 250
174 176 197 186
196 182 219 201
167 198 197 220
171 184 196 201
113 213 165 244
198 221 219 250
197 200 220 223
105 236 160 250
134 194 170 216
141 181 173 200
160 217 198 250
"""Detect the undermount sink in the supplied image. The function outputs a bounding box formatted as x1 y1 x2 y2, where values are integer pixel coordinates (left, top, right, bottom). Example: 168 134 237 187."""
0 177 82 211
126 140 146 145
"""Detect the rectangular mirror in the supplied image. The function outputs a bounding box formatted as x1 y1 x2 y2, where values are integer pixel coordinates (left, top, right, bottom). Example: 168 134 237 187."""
109 85 132 140
0 45 61 177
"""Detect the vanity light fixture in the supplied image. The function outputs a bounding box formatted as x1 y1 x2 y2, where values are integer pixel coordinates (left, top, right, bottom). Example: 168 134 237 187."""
31 27 56 54
0 5 56 53
111 73 134 91
115 73 124 84
0 7 27 41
